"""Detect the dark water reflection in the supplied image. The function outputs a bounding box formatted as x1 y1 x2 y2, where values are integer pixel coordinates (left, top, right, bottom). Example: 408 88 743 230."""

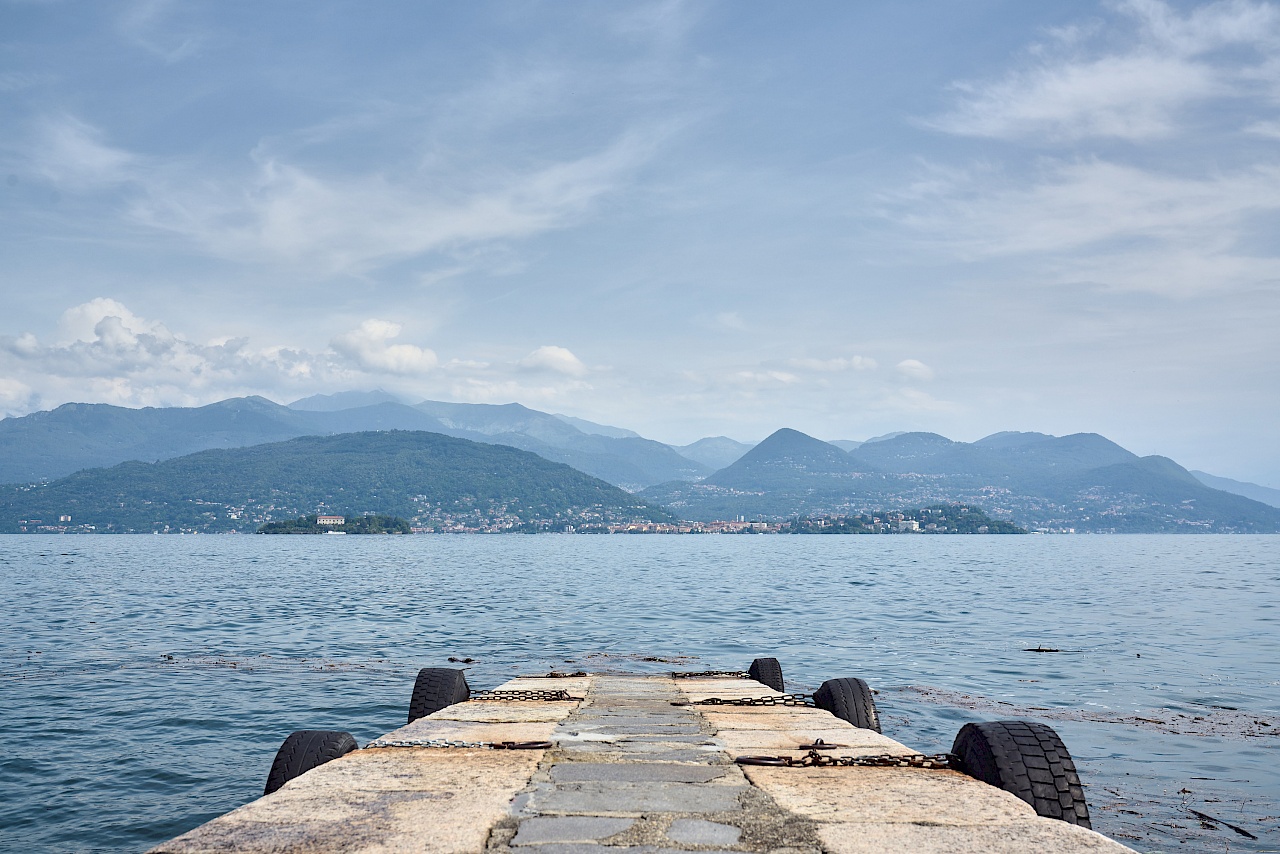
1 534 1277 851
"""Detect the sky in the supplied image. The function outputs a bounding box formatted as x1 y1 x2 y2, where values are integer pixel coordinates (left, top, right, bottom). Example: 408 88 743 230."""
2 0 1279 486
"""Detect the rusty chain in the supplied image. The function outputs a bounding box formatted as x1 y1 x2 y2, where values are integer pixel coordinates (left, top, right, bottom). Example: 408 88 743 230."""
694 693 817 707
736 748 959 770
365 738 553 750
468 689 580 702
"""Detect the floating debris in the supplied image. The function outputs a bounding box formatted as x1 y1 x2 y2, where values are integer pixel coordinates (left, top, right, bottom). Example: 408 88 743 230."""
899 685 1279 740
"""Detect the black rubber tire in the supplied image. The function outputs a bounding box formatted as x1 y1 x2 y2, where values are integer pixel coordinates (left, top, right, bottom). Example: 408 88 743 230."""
748 657 785 692
952 720 1091 828
407 667 470 723
812 677 880 732
263 730 357 795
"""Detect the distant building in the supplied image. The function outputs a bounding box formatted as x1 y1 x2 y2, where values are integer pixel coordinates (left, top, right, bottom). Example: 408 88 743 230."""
59 515 72 523
898 519 920 532
317 515 345 526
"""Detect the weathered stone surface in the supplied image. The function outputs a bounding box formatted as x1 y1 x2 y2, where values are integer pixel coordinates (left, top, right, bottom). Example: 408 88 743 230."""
374 719 558 745
818 821 1137 853
666 818 743 846
741 765 1037 824
153 674 1138 854
700 709 849 732
149 751 542 853
430 702 579 723
549 762 729 784
511 816 634 845
531 782 747 815
715 727 907 755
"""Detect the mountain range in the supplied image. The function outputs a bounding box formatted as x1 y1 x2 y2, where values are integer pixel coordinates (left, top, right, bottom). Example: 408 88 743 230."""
0 431 670 534
0 394 707 491
639 428 1280 532
1 392 1277 532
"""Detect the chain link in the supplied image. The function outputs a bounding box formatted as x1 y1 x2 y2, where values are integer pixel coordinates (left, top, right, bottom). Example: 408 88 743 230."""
694 694 817 707
736 749 959 769
671 671 751 679
469 689 580 702
365 738 553 750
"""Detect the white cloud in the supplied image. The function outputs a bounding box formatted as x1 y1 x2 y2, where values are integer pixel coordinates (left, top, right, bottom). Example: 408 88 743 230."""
32 115 135 189
57 297 166 344
18 111 661 276
925 0 1280 141
519 345 588 376
1245 120 1280 137
732 370 799 385
787 356 877 372
886 158 1280 294
0 377 34 416
118 0 206 63
896 359 935 380
331 320 438 375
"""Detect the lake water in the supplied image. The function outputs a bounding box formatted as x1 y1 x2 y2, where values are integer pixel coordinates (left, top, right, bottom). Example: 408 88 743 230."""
1 534 1277 853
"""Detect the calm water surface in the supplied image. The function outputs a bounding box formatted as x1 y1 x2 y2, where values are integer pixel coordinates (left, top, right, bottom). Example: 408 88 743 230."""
1 535 1277 852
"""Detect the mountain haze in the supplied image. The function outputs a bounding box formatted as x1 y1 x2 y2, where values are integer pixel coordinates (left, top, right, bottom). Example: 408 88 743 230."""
0 431 669 534
643 428 1280 533
0 396 707 491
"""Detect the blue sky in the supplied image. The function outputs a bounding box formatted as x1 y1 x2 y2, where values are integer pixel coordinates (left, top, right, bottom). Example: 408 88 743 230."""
2 0 1279 485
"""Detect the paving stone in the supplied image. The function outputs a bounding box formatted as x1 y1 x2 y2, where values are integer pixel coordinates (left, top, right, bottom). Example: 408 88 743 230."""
532 782 746 815
818 821 1137 853
571 724 705 735
560 746 720 762
666 818 743 846
550 763 728 784
511 817 634 845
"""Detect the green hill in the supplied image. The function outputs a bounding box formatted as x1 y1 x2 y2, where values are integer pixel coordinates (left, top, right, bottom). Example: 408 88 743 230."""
0 430 671 534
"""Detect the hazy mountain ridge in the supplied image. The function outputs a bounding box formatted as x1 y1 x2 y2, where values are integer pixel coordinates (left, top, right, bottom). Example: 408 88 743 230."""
642 428 1280 533
0 431 670 534
3 394 1277 532
0 395 707 491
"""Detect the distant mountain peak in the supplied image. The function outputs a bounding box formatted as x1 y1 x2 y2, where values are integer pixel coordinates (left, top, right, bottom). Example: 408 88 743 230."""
288 390 404 412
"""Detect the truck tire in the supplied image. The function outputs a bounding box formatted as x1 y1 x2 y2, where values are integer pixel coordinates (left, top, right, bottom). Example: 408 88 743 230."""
408 667 470 723
748 657 784 691
952 720 1091 827
812 677 880 732
263 730 357 795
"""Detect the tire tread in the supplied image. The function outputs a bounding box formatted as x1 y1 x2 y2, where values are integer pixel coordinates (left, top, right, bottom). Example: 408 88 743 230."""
952 720 1090 827
263 730 357 796
408 667 470 723
747 658 785 692
812 677 880 732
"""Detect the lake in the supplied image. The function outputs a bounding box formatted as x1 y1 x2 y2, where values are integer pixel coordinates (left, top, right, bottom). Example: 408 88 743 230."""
1 534 1276 852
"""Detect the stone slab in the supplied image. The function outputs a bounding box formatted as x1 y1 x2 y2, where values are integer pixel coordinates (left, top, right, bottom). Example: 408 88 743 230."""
549 763 730 784
741 765 1036 824
374 719 558 744
504 678 593 694
430 702 579 723
666 818 743 846
512 816 634 845
149 750 543 853
715 730 914 762
531 782 747 815
700 709 857 732
819 820 1137 853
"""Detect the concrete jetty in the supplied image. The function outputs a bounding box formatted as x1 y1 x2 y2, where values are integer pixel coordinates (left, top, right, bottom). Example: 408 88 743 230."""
151 673 1137 853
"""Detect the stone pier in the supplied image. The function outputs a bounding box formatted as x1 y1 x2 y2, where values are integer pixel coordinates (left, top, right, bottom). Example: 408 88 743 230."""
151 674 1137 853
